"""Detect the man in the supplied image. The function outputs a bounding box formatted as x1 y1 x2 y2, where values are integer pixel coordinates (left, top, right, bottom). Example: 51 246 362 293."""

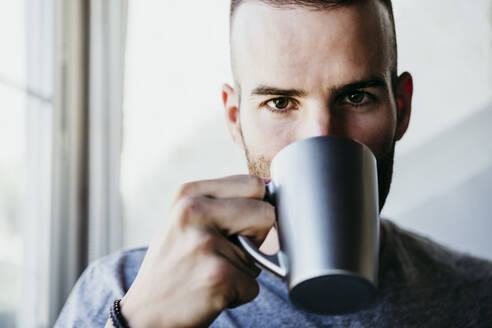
56 0 492 327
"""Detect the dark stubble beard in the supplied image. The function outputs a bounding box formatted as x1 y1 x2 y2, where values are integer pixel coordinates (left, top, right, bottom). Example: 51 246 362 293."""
240 128 396 212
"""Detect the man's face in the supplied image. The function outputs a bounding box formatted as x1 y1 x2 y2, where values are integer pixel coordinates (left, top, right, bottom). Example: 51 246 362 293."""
224 1 412 210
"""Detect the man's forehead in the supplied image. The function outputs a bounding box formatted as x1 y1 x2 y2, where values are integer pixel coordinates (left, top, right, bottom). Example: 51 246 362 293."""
230 1 394 91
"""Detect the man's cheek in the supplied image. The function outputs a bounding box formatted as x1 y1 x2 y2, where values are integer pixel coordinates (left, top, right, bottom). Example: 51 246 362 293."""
349 112 396 156
243 114 295 154
262 123 298 158
365 126 396 158
247 129 286 159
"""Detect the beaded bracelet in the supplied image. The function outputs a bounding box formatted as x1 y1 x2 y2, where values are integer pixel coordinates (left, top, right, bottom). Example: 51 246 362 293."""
109 299 130 328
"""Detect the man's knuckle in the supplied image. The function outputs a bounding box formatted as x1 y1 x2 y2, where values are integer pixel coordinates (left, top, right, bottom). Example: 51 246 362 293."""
260 202 275 226
211 280 237 311
205 257 231 289
191 229 216 253
175 197 205 227
211 291 232 312
176 181 199 199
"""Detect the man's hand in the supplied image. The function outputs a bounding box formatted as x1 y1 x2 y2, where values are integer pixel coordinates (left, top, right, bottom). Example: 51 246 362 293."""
117 175 274 327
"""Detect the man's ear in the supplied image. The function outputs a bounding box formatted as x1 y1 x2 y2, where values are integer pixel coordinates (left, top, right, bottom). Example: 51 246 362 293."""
394 72 413 141
222 83 244 148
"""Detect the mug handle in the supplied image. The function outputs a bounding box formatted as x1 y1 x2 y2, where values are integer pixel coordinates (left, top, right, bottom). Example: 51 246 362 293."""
235 183 288 279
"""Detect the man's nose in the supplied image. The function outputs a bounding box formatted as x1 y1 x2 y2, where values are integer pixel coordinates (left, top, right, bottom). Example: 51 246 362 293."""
298 108 344 140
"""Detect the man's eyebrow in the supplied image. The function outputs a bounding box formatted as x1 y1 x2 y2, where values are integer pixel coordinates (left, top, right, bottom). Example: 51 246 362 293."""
250 77 388 98
250 86 308 97
334 77 388 95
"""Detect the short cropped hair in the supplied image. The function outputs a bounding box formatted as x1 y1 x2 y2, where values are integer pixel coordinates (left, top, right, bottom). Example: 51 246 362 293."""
230 0 398 83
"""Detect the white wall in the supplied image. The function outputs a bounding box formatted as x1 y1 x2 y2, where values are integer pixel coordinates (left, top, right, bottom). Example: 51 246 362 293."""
382 0 492 259
121 0 492 260
392 0 491 155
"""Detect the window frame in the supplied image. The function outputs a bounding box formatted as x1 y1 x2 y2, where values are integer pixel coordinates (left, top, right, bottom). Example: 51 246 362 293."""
48 0 127 325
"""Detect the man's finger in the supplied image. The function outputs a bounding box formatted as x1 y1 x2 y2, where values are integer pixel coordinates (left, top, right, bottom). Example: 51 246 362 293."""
175 196 275 238
174 175 266 202
208 230 261 279
225 265 260 309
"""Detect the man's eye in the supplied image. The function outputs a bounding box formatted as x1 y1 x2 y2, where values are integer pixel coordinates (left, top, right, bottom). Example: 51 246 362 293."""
342 91 371 106
264 97 297 112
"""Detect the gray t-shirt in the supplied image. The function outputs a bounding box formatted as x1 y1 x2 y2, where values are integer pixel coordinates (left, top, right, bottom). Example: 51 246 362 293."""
55 220 492 327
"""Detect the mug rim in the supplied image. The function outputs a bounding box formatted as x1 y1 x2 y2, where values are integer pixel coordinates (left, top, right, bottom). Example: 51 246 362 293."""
288 267 377 291
271 136 375 170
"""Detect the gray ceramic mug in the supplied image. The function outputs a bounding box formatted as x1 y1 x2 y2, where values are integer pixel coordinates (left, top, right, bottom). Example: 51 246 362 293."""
237 136 380 314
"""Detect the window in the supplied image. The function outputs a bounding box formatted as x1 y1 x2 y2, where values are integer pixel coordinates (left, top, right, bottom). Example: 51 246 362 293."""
0 0 53 327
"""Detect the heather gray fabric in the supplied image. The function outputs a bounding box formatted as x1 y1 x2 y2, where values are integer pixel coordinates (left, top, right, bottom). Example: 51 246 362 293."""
55 220 492 327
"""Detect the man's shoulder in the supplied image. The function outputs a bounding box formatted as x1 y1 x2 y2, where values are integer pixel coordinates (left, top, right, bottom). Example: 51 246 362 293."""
384 219 492 280
90 247 148 283
54 247 148 327
384 221 492 293
78 246 148 294
373 220 492 326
